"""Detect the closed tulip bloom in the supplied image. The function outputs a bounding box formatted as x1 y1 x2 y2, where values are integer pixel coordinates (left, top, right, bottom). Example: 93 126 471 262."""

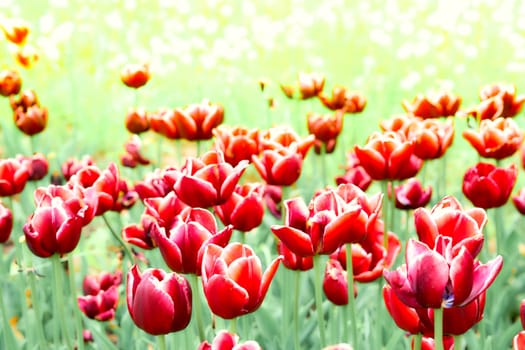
395 178 432 210
198 330 262 350
463 117 524 159
277 240 313 271
258 127 315 158
201 243 282 319
354 131 422 181
462 162 517 209
153 207 233 274
323 259 354 305
14 105 48 136
174 100 224 141
213 125 260 166
406 118 455 160
383 236 502 309
124 108 150 134
414 195 487 249
298 72 325 99
0 158 30 196
252 147 305 186
307 111 344 154
149 108 179 139
0 69 22 97
0 18 29 45
174 150 248 208
77 271 121 321
120 63 150 89
214 184 265 232
0 203 13 243
126 265 192 335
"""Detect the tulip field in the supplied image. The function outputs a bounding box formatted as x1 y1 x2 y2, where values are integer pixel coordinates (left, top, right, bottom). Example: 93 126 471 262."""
3 1 525 350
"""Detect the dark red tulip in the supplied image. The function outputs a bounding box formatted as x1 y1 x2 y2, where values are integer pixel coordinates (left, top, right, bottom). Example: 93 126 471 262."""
61 156 94 182
0 158 30 196
174 150 248 208
516 189 525 215
77 271 121 321
152 207 233 275
307 111 344 154
198 330 262 350
277 240 313 271
0 69 22 96
252 147 306 186
395 178 432 210
124 108 150 134
263 184 282 219
0 202 13 243
213 125 260 166
174 100 224 141
214 183 265 232
149 108 179 139
120 63 150 89
18 153 49 181
122 215 158 250
463 117 524 159
9 89 38 111
201 243 281 319
462 162 517 209
415 337 455 350
126 265 192 335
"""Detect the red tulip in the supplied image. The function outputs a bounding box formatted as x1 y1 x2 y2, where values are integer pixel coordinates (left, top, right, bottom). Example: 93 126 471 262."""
201 243 281 319
277 240 313 271
61 156 94 181
383 236 502 309
0 202 13 243
174 150 248 208
126 265 192 335
318 85 366 114
0 158 30 196
198 330 262 350
149 108 179 139
395 178 432 210
307 111 344 154
479 83 525 118
214 183 265 232
258 126 314 158
462 162 517 209
463 117 524 160
120 135 150 168
514 332 525 350
120 63 150 89
252 146 305 186
402 91 461 118
174 99 224 141
122 214 159 250
18 153 49 181
0 69 22 97
213 125 260 166
416 337 455 350
297 72 325 99
142 191 189 229
152 207 233 274
335 151 373 191
323 258 355 305
263 184 283 219
77 271 121 321
406 118 455 160
124 108 150 134
414 195 486 250
13 104 48 136
133 168 173 200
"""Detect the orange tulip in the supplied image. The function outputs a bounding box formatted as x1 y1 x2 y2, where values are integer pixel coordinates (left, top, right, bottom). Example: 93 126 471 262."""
0 69 22 97
1 19 29 45
120 63 150 89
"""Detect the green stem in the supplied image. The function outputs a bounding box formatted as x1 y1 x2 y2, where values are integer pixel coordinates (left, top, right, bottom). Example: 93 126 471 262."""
434 306 444 350
313 255 326 347
293 271 301 350
189 274 206 341
27 269 47 348
157 135 164 169
67 254 85 350
413 333 422 350
52 254 72 349
102 214 134 264
345 244 358 349
0 287 17 350
493 206 505 255
196 140 202 158
281 268 290 348
230 317 237 334
320 149 327 188
381 181 390 250
157 334 167 350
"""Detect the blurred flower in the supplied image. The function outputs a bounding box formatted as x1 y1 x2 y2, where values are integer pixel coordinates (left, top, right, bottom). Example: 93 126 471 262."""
120 135 150 168
77 271 121 321
307 111 344 154
462 162 517 209
198 330 262 350
120 63 150 89
152 207 233 275
61 155 94 182
174 99 224 141
122 214 158 250
0 158 30 196
213 125 260 166
201 243 281 319
124 108 150 134
149 108 179 139
17 153 49 181
0 18 30 45
462 117 524 160
280 84 295 99
514 332 525 350
0 202 13 243
277 240 313 271
395 178 432 210
173 150 248 208
214 183 265 232
402 91 461 118
383 236 502 309
513 188 525 215
0 69 22 97
111 179 139 212
9 89 38 111
318 86 366 114
13 104 48 136
335 151 373 191
133 168 173 200
379 114 416 134
323 344 353 350
405 118 455 160
298 72 325 99
126 265 192 335
479 83 525 118
263 184 282 219
14 44 39 68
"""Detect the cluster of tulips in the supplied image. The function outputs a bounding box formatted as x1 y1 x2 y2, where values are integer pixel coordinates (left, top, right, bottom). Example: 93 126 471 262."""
2 17 525 350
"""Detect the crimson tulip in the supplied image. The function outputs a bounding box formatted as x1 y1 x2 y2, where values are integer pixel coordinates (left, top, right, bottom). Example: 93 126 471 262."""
263 184 282 219
174 150 248 208
214 183 265 232
126 265 192 335
152 207 233 274
383 236 502 309
514 332 525 350
252 146 306 186
416 337 455 350
0 69 22 97
277 240 313 271
77 271 121 321
395 178 432 210
402 91 461 118
213 125 260 166
201 243 281 319
0 158 30 196
122 214 158 250
0 202 13 243
198 330 262 350
174 99 224 141
479 83 525 118
323 258 355 305
124 108 150 134
142 191 188 229
513 188 525 215
462 162 517 209
258 126 314 158
120 63 150 89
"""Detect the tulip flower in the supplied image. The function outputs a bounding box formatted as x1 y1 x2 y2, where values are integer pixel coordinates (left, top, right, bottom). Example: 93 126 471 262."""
383 236 502 309
61 155 94 181
13 104 48 136
405 118 455 160
514 333 525 350
133 168 173 200
263 184 282 219
174 99 224 141
307 111 344 154
213 125 260 166
0 18 29 45
402 91 461 118
198 330 262 350
395 178 432 210
201 243 281 319
142 191 188 229
77 271 121 321
462 162 517 209
414 195 487 249
379 114 417 134
277 240 313 271
258 126 314 158
120 63 150 89
120 135 150 168
149 108 179 139
214 183 265 232
462 117 524 159
0 69 22 97
14 44 39 68
323 259 355 305
479 83 525 118
122 214 159 250
318 85 366 114
126 265 192 335
0 202 13 243
416 337 455 350
174 150 248 208
297 72 325 99
124 108 150 134
335 151 373 191
513 188 525 215
252 146 306 186
354 131 423 181
0 158 30 196
152 207 233 274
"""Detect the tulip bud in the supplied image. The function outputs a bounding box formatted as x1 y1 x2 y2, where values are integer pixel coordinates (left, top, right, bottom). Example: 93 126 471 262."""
120 63 150 89
0 69 22 97
124 108 150 134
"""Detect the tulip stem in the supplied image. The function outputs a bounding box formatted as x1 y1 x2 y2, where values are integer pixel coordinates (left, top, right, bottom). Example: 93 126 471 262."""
0 284 17 350
102 214 134 265
230 317 237 334
52 254 73 349
67 254 85 350
413 334 422 350
381 180 390 250
157 334 167 350
493 207 505 255
27 269 47 348
313 255 326 347
293 270 301 350
345 244 358 349
434 306 444 350
189 274 206 341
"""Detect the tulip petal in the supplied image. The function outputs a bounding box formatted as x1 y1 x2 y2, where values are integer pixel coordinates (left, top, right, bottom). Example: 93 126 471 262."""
175 175 218 208
254 256 282 310
413 207 439 248
449 247 474 306
382 285 422 334
462 256 503 306
271 225 315 257
204 274 249 319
